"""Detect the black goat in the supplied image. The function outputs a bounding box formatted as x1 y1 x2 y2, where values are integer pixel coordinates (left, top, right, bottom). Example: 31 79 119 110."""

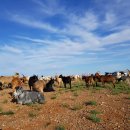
0 82 2 90
28 75 38 91
44 78 55 92
59 75 72 89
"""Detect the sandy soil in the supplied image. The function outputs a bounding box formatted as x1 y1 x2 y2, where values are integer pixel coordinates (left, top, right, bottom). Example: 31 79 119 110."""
0 83 130 130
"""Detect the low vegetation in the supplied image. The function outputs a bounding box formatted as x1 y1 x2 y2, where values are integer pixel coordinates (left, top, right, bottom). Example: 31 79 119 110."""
73 91 79 97
51 94 57 99
70 104 83 111
90 110 101 115
25 103 35 106
0 107 3 113
87 114 101 123
0 110 14 115
44 121 51 128
110 83 130 95
28 112 37 118
55 125 65 130
85 101 97 106
87 109 101 123
126 96 130 100
2 99 8 104
61 103 69 108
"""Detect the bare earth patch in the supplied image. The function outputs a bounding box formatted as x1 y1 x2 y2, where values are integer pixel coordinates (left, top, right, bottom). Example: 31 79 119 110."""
0 83 130 130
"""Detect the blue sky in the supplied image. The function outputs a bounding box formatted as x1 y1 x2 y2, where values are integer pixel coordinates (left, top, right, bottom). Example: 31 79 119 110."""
0 0 130 76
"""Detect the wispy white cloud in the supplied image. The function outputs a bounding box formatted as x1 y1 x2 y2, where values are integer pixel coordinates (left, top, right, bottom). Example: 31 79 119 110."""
9 14 59 32
5 7 130 75
32 0 65 16
102 29 130 45
13 35 52 45
103 12 116 25
0 44 22 54
0 0 130 75
69 11 99 31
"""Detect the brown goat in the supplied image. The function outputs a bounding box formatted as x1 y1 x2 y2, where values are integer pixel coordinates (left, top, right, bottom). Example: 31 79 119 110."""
11 77 24 92
82 75 95 87
32 78 55 93
94 73 116 87
0 76 13 85
55 76 63 87
32 80 46 93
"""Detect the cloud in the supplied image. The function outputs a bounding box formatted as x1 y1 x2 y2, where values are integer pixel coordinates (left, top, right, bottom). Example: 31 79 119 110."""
70 11 99 31
5 8 130 75
32 0 65 16
13 35 52 45
0 0 130 75
103 12 116 25
0 44 22 54
102 29 130 45
9 14 59 32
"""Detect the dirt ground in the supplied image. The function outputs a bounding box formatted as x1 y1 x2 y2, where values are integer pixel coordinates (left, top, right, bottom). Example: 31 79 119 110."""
0 82 130 130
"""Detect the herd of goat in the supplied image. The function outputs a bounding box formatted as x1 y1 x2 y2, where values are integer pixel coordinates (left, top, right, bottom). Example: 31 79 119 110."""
0 70 130 104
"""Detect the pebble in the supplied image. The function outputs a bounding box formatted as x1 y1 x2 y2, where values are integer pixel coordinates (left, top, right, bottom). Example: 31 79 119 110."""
2 124 5 126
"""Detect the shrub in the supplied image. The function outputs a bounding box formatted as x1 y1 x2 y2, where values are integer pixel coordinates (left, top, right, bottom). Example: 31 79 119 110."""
0 107 3 113
28 112 37 118
108 81 130 95
26 103 34 106
0 110 14 115
87 114 101 123
126 96 130 100
55 125 65 130
44 122 51 128
85 101 97 106
2 99 8 104
73 92 79 97
61 103 69 108
90 110 101 115
70 104 83 111
51 95 57 99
